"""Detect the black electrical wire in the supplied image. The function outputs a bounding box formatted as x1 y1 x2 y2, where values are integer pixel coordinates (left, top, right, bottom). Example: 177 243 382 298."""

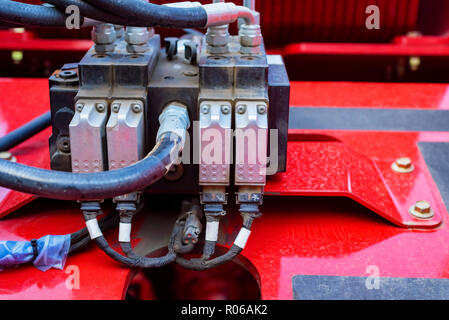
175 211 260 271
0 134 182 201
0 111 51 152
83 0 208 28
69 211 119 253
0 0 80 27
91 221 180 268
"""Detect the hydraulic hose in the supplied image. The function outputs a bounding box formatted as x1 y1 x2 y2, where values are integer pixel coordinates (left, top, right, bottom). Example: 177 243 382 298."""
0 134 179 200
0 103 190 201
0 0 81 27
0 111 51 152
84 0 207 28
41 0 130 26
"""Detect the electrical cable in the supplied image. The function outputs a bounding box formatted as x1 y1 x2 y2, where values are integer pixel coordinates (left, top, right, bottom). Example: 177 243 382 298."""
84 209 180 268
175 209 261 271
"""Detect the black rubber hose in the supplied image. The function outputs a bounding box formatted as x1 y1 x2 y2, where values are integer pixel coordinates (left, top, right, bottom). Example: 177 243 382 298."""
0 134 181 200
0 111 51 152
83 0 208 28
0 0 81 27
41 0 130 26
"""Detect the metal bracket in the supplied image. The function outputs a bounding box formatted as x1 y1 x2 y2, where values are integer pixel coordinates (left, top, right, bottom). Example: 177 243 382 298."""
69 100 108 173
235 101 268 186
199 101 232 186
106 100 145 202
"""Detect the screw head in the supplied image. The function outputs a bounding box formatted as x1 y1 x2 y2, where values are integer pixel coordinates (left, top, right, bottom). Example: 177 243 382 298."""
221 105 230 114
112 104 120 113
76 104 84 112
201 104 211 114
95 103 106 112
392 157 414 173
237 104 247 114
131 103 142 113
409 200 434 219
257 104 267 114
0 151 16 162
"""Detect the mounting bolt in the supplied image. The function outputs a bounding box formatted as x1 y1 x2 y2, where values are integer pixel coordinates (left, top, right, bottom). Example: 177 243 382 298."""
391 157 414 173
112 103 120 113
76 103 84 112
95 103 106 113
221 105 230 114
131 103 142 113
257 104 267 114
237 104 247 114
409 200 434 219
201 104 211 114
0 151 16 162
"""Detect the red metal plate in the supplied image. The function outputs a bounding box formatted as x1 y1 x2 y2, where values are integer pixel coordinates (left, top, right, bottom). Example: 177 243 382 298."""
266 130 448 228
0 79 51 218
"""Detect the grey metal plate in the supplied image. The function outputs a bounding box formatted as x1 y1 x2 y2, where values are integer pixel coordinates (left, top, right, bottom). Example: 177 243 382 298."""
289 107 449 132
293 275 449 300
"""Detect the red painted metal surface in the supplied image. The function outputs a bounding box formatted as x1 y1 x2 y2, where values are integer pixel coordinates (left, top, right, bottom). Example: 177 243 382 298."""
1 79 449 299
265 131 447 228
0 79 51 218
289 82 449 109
277 40 449 57
0 30 92 52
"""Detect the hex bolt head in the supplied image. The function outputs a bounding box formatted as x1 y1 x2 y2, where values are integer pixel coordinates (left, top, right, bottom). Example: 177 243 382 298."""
0 151 16 162
257 104 267 114
391 157 414 173
221 105 230 115
131 103 142 113
415 201 431 214
112 104 120 113
95 103 106 113
76 103 84 112
237 104 247 114
409 200 434 219
201 104 211 114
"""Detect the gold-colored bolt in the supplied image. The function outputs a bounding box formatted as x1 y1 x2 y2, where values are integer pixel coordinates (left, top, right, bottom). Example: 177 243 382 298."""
409 200 434 219
414 201 431 214
0 151 16 162
392 157 414 173
409 56 421 72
